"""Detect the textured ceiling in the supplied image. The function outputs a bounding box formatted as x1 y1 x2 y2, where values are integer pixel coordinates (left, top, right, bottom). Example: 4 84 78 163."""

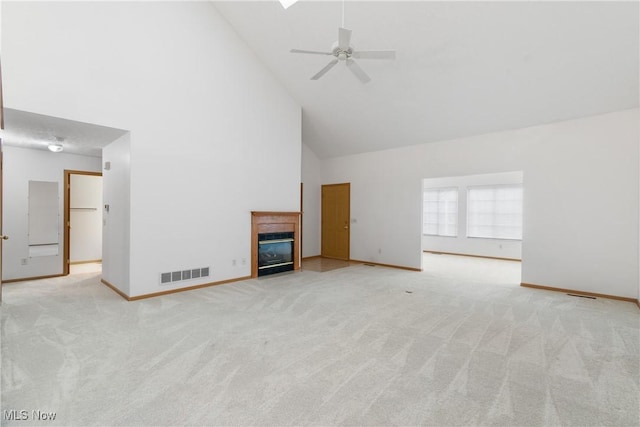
1 109 127 158
215 0 639 158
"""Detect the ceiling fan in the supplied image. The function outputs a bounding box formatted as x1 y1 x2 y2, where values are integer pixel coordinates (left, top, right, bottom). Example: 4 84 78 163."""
291 27 395 83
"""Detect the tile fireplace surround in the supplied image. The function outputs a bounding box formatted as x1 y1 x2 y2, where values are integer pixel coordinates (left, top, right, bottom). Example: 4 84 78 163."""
251 211 301 278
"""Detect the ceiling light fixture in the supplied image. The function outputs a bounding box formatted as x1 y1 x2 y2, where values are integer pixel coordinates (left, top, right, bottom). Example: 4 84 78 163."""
279 0 298 9
48 143 63 152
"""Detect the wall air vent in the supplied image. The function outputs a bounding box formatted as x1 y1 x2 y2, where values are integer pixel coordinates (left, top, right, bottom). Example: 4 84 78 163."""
160 267 210 285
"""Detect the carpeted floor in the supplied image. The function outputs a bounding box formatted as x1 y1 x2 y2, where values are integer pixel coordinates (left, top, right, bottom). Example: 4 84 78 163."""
1 254 638 426
69 262 102 275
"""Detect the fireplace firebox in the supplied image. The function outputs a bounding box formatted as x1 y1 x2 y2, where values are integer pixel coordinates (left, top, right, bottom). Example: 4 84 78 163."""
251 211 301 278
258 232 294 276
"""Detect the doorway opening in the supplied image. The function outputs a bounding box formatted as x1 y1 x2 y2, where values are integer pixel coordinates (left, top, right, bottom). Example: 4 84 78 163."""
63 170 103 275
421 171 523 282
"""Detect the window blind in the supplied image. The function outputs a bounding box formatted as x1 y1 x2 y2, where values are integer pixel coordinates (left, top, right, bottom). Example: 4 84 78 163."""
423 187 458 236
467 184 523 240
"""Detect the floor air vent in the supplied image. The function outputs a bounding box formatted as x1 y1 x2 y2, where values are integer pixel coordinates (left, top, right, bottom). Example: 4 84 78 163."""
161 267 210 285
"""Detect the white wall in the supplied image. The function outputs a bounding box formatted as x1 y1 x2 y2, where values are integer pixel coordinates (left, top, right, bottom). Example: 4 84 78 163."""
3 2 301 297
70 174 102 262
521 110 638 299
321 109 639 299
2 146 101 280
302 143 321 257
422 171 523 259
102 134 131 296
323 151 424 268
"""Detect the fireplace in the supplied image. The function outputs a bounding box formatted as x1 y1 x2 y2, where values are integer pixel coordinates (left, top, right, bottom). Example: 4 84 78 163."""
251 212 301 278
258 232 294 276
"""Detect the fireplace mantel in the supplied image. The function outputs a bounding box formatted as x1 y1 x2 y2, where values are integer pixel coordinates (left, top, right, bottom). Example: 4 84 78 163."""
251 211 301 278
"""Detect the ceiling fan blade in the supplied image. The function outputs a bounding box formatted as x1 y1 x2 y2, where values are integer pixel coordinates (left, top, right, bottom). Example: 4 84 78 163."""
352 50 396 60
290 49 333 56
338 27 352 51
311 59 339 80
346 58 371 83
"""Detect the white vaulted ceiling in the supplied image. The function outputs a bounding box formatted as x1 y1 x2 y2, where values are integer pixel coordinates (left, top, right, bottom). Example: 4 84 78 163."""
214 1 639 158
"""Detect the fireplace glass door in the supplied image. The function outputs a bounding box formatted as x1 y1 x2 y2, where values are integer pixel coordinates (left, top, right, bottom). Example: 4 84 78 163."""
257 232 294 276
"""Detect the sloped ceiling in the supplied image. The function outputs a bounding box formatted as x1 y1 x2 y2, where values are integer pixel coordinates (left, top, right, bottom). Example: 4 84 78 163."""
214 1 639 158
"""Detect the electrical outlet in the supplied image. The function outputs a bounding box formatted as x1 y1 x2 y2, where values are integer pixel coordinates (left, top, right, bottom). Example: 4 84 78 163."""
232 259 237 266
241 258 246 265
21 258 28 266
378 248 382 254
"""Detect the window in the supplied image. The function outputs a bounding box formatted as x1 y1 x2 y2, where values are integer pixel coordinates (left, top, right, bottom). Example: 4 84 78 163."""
423 187 458 236
467 184 523 240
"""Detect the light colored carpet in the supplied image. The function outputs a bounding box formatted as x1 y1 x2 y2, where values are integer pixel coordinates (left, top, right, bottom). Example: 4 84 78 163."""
69 262 102 275
1 254 638 426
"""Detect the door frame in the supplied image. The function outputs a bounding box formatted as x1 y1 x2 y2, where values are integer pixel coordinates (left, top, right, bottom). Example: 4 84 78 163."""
321 182 351 260
63 170 103 275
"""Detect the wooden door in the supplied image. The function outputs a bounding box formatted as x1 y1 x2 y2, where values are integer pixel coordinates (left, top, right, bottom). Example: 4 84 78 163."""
321 183 350 260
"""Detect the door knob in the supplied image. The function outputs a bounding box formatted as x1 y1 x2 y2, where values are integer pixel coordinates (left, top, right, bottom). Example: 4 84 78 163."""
343 225 348 229
0 235 8 240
